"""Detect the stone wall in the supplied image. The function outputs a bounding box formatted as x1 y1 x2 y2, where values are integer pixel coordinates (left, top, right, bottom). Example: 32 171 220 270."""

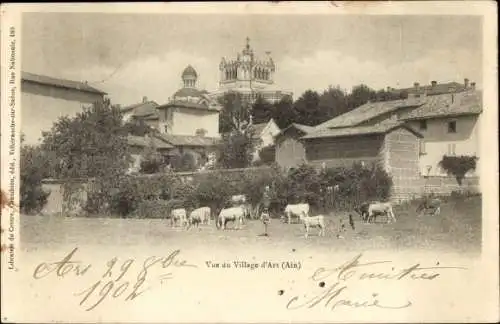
385 128 422 202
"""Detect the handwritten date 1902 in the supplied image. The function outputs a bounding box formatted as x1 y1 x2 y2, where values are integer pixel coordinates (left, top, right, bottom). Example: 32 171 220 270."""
33 248 197 312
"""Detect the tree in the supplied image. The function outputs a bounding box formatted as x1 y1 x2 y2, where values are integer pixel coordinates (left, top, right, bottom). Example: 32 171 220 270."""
347 84 377 109
123 118 153 137
139 136 163 174
272 96 296 129
439 155 478 185
42 99 130 180
216 92 256 169
41 99 131 213
218 91 251 134
20 143 52 214
217 130 256 169
293 90 322 126
251 95 274 124
318 85 349 122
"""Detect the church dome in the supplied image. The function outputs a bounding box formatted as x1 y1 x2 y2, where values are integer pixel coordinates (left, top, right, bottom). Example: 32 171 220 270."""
173 87 204 98
182 65 198 79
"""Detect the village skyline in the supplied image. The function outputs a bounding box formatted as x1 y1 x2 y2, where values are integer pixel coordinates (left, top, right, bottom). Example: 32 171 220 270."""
22 13 482 105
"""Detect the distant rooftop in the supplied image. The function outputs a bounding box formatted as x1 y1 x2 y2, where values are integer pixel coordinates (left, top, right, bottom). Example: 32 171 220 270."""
303 121 423 140
121 99 159 119
21 71 107 95
155 133 219 147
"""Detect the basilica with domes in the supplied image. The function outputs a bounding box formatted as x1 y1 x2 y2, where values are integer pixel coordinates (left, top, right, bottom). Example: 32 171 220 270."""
210 37 293 104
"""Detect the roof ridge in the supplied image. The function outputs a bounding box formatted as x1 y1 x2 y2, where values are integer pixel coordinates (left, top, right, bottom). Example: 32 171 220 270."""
21 71 107 95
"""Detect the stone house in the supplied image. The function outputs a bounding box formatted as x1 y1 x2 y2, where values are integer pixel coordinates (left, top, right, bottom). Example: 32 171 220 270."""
154 133 219 170
156 65 221 138
302 121 423 201
121 97 160 128
126 134 174 173
276 79 482 200
21 71 107 144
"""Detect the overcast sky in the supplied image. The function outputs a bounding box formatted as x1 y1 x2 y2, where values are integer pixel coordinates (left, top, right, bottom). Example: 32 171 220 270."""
22 13 482 105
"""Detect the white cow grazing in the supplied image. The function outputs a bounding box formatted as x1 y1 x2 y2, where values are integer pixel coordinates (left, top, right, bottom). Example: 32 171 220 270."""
218 206 245 230
301 214 326 239
171 208 188 228
189 206 211 227
284 203 310 224
367 202 396 224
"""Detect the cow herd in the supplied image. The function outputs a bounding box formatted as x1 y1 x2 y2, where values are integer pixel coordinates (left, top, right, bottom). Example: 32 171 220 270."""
168 195 442 238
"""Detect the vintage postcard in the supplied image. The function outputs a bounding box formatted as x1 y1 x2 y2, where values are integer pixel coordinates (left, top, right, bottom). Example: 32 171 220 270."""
1 2 498 323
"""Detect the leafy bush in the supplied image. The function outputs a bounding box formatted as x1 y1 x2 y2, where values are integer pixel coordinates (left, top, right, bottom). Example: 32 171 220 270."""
132 199 184 219
85 171 182 216
287 164 322 206
189 171 235 214
140 154 163 174
439 155 478 185
90 161 393 218
20 145 52 214
257 145 276 165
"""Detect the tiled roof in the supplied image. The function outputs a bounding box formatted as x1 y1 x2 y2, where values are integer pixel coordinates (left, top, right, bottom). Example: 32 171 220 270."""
316 97 425 129
121 101 159 118
173 87 205 98
403 90 482 120
276 123 314 138
393 81 466 96
21 71 107 95
158 100 219 112
127 135 174 149
155 133 219 147
291 123 315 133
302 121 422 140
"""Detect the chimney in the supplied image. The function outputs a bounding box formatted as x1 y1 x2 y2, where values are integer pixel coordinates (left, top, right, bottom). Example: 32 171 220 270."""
464 78 470 89
386 86 392 92
414 82 420 92
142 96 148 103
431 81 437 88
471 82 476 90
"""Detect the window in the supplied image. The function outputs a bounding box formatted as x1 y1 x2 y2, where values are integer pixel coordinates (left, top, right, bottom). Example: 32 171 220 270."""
447 143 456 155
448 121 457 133
419 140 427 155
419 120 427 130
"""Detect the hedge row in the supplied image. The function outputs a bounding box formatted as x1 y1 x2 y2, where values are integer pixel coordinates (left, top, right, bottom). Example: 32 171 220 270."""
83 162 393 218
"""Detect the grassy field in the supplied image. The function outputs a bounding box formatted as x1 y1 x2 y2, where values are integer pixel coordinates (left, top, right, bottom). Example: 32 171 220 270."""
20 195 482 255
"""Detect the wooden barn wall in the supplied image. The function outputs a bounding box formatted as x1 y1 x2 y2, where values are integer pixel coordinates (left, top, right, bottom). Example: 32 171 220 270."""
305 135 384 169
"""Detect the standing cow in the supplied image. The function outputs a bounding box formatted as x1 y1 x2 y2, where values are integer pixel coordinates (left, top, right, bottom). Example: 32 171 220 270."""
283 203 310 224
187 206 211 230
171 208 188 228
302 214 326 239
217 206 245 230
